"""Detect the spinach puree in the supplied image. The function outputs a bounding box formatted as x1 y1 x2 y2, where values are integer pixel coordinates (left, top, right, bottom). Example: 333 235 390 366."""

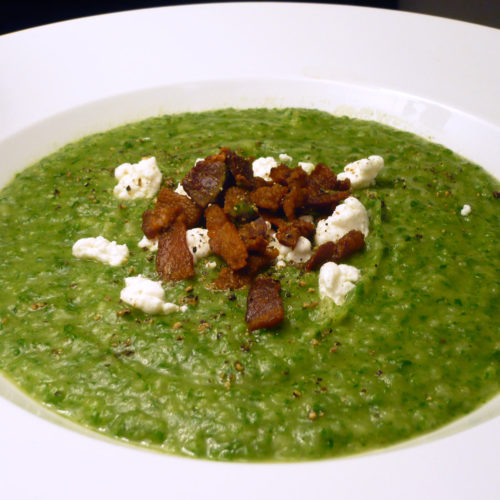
0 108 498 461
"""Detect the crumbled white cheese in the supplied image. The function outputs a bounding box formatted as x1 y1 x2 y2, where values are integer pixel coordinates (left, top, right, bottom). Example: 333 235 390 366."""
315 196 369 246
72 236 129 266
138 235 158 252
205 260 217 269
174 183 190 198
337 155 384 189
286 236 312 264
252 157 277 181
279 153 293 163
298 161 315 174
318 262 360 305
269 234 312 266
461 204 472 216
120 275 186 315
186 228 211 263
113 157 162 200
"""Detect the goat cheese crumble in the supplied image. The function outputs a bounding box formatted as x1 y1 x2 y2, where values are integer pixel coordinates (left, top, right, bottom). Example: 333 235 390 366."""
279 153 293 162
298 161 315 174
318 262 361 305
72 236 129 266
174 183 190 198
113 157 162 200
186 228 211 263
252 157 278 181
337 155 384 189
120 275 187 315
315 196 369 246
138 235 159 251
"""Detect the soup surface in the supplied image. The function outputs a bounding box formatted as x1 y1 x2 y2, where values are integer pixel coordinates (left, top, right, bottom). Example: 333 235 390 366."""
0 108 498 461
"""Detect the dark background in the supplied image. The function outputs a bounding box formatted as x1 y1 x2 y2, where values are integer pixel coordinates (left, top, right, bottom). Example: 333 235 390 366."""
2 0 499 36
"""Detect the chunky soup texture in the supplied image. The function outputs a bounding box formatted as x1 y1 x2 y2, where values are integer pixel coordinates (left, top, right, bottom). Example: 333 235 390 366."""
0 108 498 461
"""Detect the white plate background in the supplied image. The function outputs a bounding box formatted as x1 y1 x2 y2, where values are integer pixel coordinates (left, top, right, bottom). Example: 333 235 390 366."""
0 3 499 499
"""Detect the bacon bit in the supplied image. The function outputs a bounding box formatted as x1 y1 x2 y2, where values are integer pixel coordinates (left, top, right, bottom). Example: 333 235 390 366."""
156 217 195 282
305 230 365 271
206 205 248 271
172 322 183 330
246 276 284 331
250 184 288 211
235 361 244 372
181 158 227 208
117 309 131 317
308 410 317 420
292 390 302 398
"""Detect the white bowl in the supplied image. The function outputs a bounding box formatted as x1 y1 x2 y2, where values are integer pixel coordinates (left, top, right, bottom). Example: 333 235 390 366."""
1 4 499 499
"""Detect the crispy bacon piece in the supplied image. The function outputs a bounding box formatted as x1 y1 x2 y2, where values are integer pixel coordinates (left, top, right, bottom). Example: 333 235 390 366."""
141 188 202 239
282 186 307 220
286 167 308 188
205 204 248 270
276 219 315 248
270 164 293 185
142 204 181 240
245 249 278 275
252 176 274 189
224 186 257 223
238 217 269 253
304 241 336 271
309 163 338 190
222 148 254 188
250 184 288 212
246 276 284 331
305 230 365 271
156 216 194 282
213 248 278 290
181 159 227 208
332 229 365 262
157 188 202 228
306 186 350 213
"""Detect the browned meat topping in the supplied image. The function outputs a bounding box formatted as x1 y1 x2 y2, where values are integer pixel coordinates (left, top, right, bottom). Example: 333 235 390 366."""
223 186 258 223
246 276 284 331
222 147 254 188
140 148 366 331
205 204 248 271
305 230 365 271
238 217 269 253
156 216 195 281
142 204 181 240
250 184 288 211
276 219 315 249
181 159 227 208
330 229 365 262
157 188 202 228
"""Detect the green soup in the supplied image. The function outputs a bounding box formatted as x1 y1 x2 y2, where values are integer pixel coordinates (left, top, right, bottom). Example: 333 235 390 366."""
0 108 498 461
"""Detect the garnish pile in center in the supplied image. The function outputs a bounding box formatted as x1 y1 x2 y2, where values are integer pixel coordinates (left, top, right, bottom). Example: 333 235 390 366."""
141 148 369 330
